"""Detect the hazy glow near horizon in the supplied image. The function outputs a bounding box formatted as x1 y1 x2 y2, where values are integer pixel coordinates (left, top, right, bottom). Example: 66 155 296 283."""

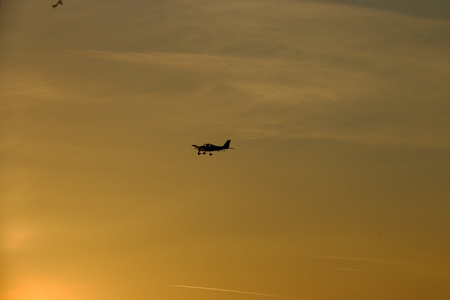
1 1 450 300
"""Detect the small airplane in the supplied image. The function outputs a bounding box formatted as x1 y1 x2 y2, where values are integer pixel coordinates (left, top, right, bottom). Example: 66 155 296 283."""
192 140 233 156
52 0 63 9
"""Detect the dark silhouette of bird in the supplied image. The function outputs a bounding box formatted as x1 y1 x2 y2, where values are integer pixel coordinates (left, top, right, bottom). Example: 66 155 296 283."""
52 0 63 9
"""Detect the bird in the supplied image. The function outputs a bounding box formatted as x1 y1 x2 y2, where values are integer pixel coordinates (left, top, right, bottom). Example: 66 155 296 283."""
52 0 63 9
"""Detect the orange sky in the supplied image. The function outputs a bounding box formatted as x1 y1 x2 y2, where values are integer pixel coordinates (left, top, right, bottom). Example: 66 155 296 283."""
1 1 450 300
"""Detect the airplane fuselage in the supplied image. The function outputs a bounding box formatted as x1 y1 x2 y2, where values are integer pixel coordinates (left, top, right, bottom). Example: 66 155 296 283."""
195 144 224 152
192 140 232 156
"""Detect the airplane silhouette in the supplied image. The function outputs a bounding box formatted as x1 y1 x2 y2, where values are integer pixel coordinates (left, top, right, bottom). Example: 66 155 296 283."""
52 0 63 9
192 140 233 156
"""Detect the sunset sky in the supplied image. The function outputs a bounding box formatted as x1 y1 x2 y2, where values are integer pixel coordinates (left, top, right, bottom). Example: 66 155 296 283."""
1 1 450 300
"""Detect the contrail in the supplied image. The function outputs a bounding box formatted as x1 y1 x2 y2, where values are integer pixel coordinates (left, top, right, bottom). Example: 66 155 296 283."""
317 255 450 270
172 284 303 300
331 267 368 272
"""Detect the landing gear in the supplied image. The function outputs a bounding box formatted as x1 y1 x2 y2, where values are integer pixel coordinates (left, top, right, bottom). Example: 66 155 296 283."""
196 151 213 156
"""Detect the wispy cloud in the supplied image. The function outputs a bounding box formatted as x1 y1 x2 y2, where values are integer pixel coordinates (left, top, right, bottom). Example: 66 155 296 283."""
78 43 450 147
0 71 66 105
67 1 450 147
5 0 449 147
313 0 450 20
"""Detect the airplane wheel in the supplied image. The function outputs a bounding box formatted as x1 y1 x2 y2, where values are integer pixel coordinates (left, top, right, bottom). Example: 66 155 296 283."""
197 152 201 155
203 152 206 155
209 153 213 156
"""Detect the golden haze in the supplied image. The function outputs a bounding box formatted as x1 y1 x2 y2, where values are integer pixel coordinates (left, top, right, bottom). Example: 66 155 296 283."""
1 1 450 300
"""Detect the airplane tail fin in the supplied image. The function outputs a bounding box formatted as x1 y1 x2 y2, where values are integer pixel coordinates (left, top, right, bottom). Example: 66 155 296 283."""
222 140 231 149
